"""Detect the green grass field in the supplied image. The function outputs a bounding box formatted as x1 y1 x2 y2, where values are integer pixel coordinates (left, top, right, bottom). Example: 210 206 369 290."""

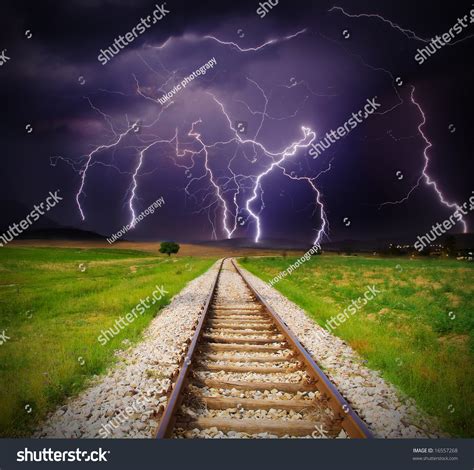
0 246 215 437
241 255 474 437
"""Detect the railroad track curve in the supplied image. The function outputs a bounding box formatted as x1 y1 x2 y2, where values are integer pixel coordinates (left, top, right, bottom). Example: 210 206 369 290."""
156 258 372 439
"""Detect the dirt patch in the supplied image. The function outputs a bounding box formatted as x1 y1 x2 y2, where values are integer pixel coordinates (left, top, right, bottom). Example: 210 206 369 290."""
438 334 469 347
419 366 438 382
446 293 461 307
411 276 432 288
348 338 373 355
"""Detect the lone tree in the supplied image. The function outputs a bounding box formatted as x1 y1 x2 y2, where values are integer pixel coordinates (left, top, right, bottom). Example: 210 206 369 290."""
159 241 180 257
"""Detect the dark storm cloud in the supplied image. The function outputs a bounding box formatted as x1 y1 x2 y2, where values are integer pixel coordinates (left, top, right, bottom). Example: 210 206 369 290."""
1 0 473 243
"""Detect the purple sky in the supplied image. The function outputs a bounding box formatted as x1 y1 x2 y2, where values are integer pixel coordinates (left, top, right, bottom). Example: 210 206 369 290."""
1 0 473 244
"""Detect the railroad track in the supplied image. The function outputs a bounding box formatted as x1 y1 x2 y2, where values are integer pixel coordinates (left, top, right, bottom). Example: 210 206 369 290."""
156 259 372 439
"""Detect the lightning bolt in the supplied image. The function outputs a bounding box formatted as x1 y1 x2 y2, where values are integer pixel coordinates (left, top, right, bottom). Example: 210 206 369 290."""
128 137 172 228
55 29 332 243
245 126 317 243
149 28 308 54
208 88 326 243
380 86 468 233
328 5 430 42
319 16 468 233
186 119 237 239
76 121 138 221
204 28 308 52
277 164 330 245
329 5 474 46
146 29 323 240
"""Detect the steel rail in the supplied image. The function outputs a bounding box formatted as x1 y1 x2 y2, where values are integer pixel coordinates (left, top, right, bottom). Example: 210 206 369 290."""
155 257 372 439
232 259 373 439
155 258 224 438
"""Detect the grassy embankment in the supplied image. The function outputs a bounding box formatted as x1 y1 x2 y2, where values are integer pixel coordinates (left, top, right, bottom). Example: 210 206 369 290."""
241 255 473 437
0 246 216 436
